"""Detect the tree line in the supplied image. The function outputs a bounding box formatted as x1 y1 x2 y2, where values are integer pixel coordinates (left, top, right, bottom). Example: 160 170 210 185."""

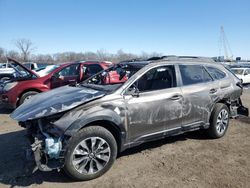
0 38 162 64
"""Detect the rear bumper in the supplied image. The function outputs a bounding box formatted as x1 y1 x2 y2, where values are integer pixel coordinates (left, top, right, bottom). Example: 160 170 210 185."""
237 98 249 117
237 106 249 116
229 98 248 118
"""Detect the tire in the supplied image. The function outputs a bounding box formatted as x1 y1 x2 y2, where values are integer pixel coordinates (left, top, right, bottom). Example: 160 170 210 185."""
19 91 39 106
64 126 117 181
207 103 230 139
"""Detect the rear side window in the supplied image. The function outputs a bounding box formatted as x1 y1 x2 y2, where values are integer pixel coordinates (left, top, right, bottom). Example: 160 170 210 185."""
85 64 103 75
206 66 226 80
179 65 213 86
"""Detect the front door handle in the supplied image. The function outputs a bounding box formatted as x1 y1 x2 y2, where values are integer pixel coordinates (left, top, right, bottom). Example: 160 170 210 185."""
170 94 182 100
209 88 217 94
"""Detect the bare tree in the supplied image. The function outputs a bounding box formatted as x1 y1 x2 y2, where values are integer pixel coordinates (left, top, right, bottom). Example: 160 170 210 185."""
14 38 35 62
7 50 20 60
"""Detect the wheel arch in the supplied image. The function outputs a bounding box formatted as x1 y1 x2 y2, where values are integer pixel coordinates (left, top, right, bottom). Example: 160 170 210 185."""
17 88 42 106
84 120 124 152
64 114 128 153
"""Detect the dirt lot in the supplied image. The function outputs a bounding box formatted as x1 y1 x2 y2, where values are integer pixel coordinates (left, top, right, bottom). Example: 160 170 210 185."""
0 91 250 188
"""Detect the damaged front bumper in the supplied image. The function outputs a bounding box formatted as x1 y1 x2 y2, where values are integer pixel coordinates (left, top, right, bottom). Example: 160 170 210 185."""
23 119 67 172
31 136 64 172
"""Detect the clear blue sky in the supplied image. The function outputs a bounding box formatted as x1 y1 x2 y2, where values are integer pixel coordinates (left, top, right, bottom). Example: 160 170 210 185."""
0 0 249 58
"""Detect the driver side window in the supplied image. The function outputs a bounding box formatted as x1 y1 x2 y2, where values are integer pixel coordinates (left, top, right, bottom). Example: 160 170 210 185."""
131 65 176 93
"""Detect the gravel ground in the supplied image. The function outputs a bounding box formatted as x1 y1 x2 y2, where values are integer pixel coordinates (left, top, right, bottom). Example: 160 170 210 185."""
0 90 249 188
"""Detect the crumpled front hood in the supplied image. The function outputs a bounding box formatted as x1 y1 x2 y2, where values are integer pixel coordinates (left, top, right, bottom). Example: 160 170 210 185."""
10 85 106 122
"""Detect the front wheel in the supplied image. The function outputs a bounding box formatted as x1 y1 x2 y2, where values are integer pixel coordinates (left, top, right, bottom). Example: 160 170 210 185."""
207 103 230 138
19 91 39 106
64 126 117 181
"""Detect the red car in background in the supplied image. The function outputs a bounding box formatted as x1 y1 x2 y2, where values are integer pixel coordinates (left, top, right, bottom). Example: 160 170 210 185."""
0 58 117 109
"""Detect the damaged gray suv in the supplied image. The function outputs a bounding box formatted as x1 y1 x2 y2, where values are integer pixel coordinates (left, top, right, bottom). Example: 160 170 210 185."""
11 56 248 181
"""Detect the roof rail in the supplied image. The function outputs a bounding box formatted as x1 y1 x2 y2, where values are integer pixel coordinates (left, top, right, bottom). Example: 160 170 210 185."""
121 55 215 63
147 55 214 62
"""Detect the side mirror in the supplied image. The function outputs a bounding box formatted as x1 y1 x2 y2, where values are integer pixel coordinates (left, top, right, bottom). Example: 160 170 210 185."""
244 72 248 76
126 85 140 97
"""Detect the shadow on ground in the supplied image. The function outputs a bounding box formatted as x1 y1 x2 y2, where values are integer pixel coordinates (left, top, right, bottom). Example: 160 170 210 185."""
120 130 208 157
0 129 208 187
0 105 13 114
237 116 250 124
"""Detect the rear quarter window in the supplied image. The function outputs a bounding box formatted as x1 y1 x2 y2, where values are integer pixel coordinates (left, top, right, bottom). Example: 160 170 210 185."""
206 66 226 80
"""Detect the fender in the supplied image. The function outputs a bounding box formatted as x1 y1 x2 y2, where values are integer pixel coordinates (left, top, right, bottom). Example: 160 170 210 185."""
53 105 128 151
54 105 127 137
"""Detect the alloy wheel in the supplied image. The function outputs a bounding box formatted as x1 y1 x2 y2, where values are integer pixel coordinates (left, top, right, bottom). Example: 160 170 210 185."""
72 137 111 175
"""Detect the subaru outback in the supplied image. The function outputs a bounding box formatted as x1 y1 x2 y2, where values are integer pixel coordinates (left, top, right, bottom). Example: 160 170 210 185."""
11 56 248 181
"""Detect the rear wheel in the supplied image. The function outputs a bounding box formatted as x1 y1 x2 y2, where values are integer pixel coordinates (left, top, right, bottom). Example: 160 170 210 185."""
207 103 229 138
19 91 38 106
64 126 117 181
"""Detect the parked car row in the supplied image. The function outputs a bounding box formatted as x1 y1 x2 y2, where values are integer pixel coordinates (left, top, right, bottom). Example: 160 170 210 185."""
0 58 120 108
8 56 248 181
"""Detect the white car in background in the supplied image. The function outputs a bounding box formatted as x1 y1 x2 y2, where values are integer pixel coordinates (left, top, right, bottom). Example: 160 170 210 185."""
231 68 250 84
0 63 15 73
0 63 16 80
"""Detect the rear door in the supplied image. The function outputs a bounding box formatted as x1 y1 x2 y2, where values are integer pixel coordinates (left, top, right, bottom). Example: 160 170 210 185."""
179 64 215 127
82 64 103 81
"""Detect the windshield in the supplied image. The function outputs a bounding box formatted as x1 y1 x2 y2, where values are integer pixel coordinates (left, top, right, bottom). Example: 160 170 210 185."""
231 69 244 75
81 63 142 92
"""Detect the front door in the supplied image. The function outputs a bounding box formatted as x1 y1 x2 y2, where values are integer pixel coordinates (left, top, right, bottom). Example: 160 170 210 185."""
124 65 183 142
51 64 80 89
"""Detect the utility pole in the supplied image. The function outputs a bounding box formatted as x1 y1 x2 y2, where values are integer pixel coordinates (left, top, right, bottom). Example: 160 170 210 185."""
219 26 233 62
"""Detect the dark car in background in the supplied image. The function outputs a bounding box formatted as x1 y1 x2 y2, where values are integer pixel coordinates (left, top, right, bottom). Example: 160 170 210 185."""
0 58 116 109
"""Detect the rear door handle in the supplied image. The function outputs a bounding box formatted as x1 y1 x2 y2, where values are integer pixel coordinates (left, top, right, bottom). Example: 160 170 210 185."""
170 94 182 100
209 88 217 94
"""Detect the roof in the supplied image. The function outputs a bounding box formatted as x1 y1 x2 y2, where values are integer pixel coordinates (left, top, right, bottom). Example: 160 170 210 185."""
120 56 217 68
77 60 113 64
